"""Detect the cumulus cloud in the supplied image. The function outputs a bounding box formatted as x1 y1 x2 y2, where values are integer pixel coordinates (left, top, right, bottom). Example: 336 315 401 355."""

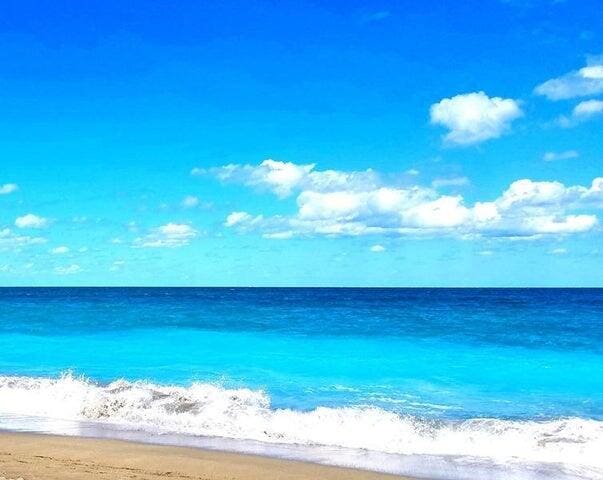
535 57 603 100
543 150 579 162
430 92 523 145
51 246 70 255
0 183 18 195
0 228 47 250
218 161 603 240
15 213 48 229
557 100 603 127
134 223 198 248
54 264 81 275
403 195 471 228
370 244 386 252
201 159 378 198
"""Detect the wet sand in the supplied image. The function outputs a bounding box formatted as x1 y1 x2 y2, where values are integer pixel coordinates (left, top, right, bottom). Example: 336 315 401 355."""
0 432 413 480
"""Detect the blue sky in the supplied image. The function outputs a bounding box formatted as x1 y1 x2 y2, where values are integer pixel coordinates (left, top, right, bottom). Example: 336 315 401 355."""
0 0 602 286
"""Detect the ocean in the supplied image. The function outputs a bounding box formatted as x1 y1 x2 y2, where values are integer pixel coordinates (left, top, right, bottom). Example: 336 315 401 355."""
0 287 602 479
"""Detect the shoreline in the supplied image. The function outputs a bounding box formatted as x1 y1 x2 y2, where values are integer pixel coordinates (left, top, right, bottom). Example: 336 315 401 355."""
0 431 415 480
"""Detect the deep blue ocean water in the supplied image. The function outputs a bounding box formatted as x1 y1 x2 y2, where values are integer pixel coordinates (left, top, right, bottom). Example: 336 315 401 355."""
1 288 602 479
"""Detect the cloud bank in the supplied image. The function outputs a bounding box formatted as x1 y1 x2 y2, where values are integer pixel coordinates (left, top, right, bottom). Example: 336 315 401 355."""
209 160 602 240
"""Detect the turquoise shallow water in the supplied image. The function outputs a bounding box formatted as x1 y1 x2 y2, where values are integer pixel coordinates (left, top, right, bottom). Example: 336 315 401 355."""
1 288 602 479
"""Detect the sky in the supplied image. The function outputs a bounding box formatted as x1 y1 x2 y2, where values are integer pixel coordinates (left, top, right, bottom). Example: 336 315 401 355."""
0 0 602 287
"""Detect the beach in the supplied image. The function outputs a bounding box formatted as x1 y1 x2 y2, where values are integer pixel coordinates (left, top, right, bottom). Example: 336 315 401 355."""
0 432 408 480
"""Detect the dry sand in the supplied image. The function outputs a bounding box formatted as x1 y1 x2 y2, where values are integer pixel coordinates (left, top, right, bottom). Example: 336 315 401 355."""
0 432 413 480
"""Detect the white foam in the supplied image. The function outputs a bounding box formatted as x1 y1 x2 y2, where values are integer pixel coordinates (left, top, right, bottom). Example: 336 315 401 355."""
0 373 602 479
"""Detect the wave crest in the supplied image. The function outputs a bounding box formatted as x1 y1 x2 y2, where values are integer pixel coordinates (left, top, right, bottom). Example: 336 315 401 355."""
0 373 602 473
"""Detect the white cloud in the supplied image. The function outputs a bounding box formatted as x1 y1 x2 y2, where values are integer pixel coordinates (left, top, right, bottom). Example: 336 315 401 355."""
0 183 18 195
134 223 198 248
580 65 603 80
224 211 266 234
54 264 81 275
205 159 378 198
216 159 314 198
181 195 200 208
431 176 470 188
0 228 47 250
535 57 603 100
496 177 603 209
51 246 70 255
225 212 254 227
430 92 522 145
403 195 471 228
15 213 48 229
573 99 603 118
478 250 493 256
557 100 603 128
516 214 595 234
370 244 386 252
218 160 603 240
298 191 366 221
262 231 294 240
549 247 567 255
543 150 579 162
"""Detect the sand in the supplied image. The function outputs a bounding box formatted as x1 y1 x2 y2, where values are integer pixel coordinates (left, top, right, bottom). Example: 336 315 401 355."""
0 432 413 480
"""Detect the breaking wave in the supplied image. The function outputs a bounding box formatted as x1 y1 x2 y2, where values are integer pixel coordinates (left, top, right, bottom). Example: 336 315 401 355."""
0 373 602 479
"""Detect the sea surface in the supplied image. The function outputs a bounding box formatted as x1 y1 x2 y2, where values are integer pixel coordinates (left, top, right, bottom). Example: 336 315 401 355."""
0 288 602 479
